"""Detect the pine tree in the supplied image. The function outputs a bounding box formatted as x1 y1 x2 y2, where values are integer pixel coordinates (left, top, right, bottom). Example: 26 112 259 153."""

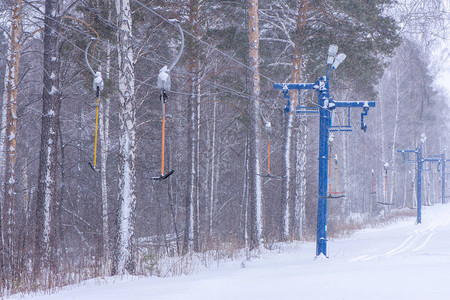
34 0 61 279
248 0 263 249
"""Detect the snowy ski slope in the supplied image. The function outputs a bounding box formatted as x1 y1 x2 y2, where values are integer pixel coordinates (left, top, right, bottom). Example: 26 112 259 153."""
12 204 450 300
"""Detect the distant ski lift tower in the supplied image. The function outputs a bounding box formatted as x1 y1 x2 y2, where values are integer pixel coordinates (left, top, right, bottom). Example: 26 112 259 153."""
274 45 376 258
397 133 427 224
423 151 449 205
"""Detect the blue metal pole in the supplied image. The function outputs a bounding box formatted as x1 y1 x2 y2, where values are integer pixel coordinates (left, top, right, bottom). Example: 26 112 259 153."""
417 145 422 224
316 76 330 257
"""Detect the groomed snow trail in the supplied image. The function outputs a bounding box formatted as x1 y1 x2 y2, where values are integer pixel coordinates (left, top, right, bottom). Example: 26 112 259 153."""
11 205 450 300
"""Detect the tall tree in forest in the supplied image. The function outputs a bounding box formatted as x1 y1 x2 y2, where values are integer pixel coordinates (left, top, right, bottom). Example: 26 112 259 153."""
2 0 22 280
292 0 308 240
0 66 5 287
34 0 61 278
99 40 112 265
77 0 114 264
280 0 309 241
112 0 137 275
248 0 263 249
183 0 201 255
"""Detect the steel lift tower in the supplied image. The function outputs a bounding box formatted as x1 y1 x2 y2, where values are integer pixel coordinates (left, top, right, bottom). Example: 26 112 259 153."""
274 45 376 257
398 134 427 224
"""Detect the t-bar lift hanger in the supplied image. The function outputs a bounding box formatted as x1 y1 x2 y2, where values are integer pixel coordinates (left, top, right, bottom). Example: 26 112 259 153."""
85 38 104 172
152 19 184 180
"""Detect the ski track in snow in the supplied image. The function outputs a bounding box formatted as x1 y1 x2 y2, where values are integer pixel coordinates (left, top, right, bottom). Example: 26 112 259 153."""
9 205 450 300
349 212 446 262
350 213 450 263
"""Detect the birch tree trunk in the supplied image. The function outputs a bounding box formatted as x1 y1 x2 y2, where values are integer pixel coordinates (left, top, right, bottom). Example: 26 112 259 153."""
0 59 10 280
291 0 307 240
183 0 201 254
248 0 263 249
295 125 307 239
379 81 387 213
34 0 61 279
281 109 293 240
208 97 217 240
241 136 250 246
113 0 137 275
195 80 201 251
3 0 22 279
0 63 8 279
99 34 112 266
389 67 401 206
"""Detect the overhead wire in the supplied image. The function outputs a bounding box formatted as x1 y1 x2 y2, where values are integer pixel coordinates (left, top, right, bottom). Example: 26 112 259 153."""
28 0 325 118
29 11 348 133
30 24 265 149
22 0 409 205
22 0 316 165
349 118 408 173
24 5 255 103
132 0 278 85
73 0 280 99
20 4 283 152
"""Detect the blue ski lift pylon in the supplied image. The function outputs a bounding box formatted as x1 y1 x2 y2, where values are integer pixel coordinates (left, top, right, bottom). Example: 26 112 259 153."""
423 153 450 204
397 133 427 223
274 44 376 258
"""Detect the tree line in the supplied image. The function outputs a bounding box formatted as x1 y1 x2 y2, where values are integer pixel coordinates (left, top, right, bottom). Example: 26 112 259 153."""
0 0 448 296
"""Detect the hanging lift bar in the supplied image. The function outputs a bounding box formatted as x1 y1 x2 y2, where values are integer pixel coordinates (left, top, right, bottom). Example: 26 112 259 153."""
326 155 345 198
85 38 104 172
370 169 376 195
377 162 394 205
274 44 376 258
258 113 283 179
151 19 184 180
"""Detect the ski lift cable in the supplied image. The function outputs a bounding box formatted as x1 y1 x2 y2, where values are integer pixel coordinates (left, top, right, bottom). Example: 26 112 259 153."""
28 1 389 121
28 2 359 153
30 4 345 114
132 0 278 85
21 26 287 178
74 30 252 100
24 7 253 101
349 119 389 166
350 119 407 176
57 9 253 100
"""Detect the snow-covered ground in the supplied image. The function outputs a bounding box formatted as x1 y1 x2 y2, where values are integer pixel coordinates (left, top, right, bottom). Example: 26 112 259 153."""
12 204 450 300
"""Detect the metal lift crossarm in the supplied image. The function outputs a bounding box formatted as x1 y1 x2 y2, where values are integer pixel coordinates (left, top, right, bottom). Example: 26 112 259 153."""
273 83 317 91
